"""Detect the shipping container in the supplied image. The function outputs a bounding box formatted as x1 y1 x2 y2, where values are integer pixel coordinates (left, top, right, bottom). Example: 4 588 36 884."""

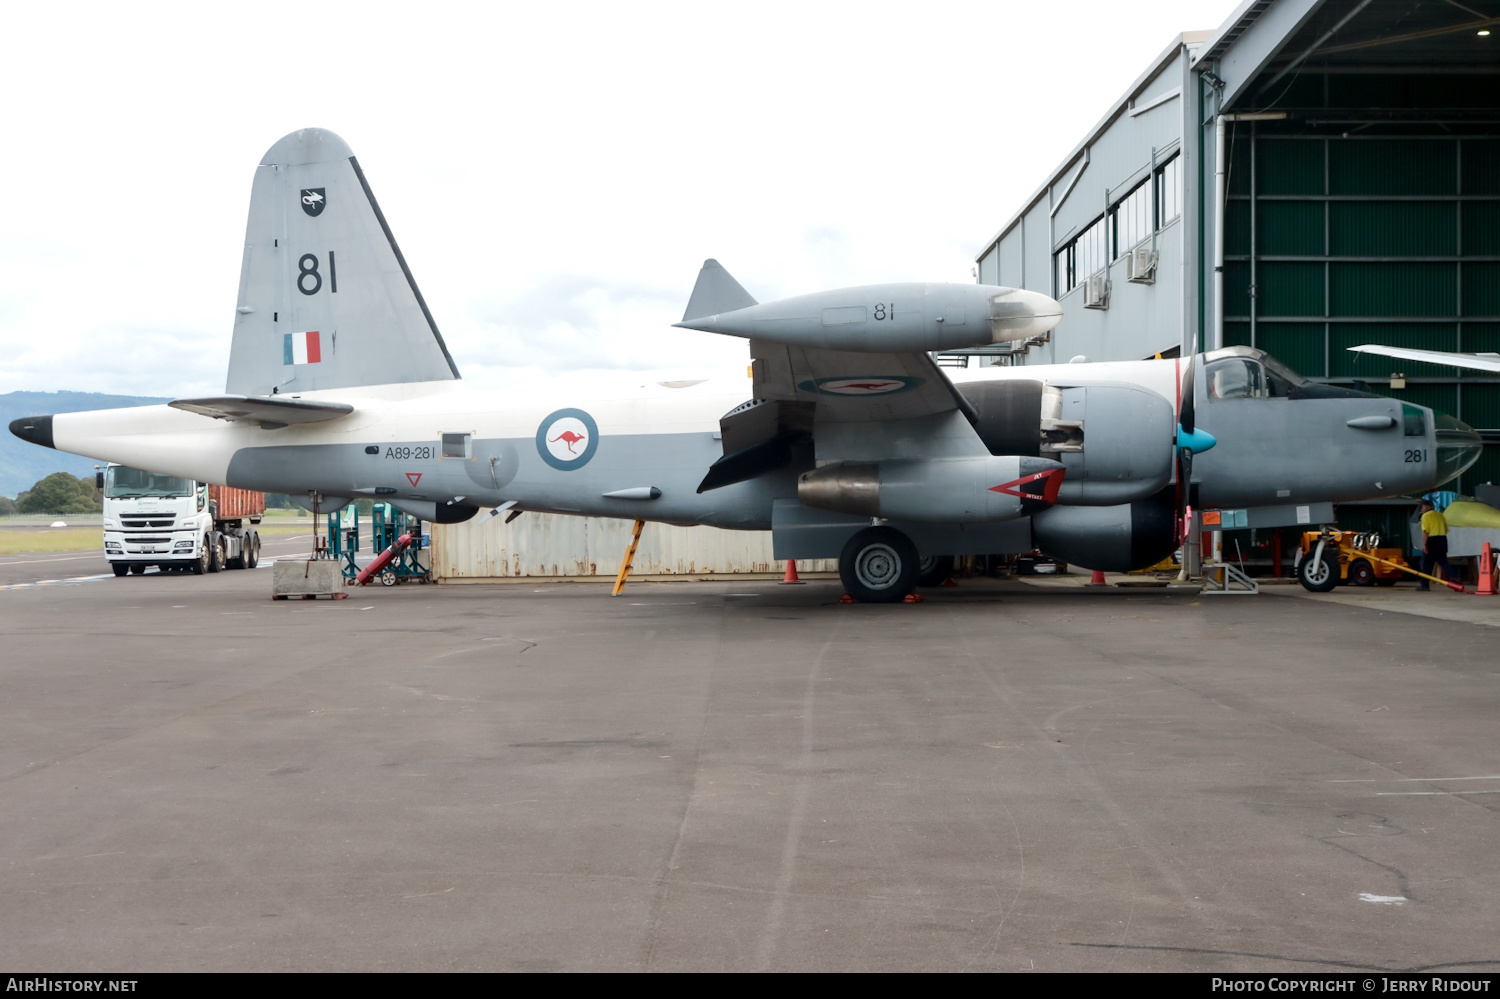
430 513 837 581
208 485 265 522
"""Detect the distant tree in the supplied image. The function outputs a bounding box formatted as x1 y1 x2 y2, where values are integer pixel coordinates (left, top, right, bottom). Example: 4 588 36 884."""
18 473 100 514
0 495 16 516
265 493 294 509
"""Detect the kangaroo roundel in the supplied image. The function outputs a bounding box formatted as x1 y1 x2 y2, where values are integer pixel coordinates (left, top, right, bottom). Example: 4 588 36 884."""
536 408 599 470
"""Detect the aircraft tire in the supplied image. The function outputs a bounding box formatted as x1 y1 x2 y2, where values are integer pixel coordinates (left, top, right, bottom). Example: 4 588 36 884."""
1348 559 1376 587
1297 552 1338 593
917 554 955 587
112 563 129 577
839 527 919 603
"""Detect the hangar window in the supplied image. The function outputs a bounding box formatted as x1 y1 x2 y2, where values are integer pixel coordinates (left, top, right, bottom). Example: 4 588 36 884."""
1056 213 1110 294
1114 180 1151 258
1154 155 1181 229
1055 159 1177 295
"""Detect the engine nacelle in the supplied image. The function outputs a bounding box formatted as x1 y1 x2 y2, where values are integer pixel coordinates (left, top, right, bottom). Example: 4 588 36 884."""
961 379 1174 505
1030 487 1178 572
798 456 1064 523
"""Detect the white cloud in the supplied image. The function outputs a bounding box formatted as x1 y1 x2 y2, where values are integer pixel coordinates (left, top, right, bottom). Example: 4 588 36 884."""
0 0 1241 397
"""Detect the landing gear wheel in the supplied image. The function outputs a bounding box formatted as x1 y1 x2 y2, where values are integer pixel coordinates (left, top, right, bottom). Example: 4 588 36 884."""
1349 559 1375 587
112 564 129 577
917 554 955 588
380 569 398 587
839 527 919 604
1297 551 1339 592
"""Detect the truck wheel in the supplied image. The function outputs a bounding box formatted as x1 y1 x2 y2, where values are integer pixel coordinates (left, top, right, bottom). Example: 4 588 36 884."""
839 527 919 603
1348 560 1375 587
1297 552 1338 593
112 564 129 577
130 564 147 575
207 536 224 573
192 538 210 575
247 532 260 569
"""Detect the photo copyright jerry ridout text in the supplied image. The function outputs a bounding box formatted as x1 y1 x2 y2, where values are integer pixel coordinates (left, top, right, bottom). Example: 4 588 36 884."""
6 981 138 993
1212 981 1492 993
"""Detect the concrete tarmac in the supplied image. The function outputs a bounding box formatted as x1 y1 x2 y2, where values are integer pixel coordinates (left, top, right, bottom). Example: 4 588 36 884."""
1 566 1498 972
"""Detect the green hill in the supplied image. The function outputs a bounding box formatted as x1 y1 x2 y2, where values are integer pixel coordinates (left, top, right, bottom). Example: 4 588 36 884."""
1 391 171 500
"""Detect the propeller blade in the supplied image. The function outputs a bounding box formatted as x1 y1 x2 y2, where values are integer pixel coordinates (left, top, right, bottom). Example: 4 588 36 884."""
1179 354 1196 436
1176 447 1194 544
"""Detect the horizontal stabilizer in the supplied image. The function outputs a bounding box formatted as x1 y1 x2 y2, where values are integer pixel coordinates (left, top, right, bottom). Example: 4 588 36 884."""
681 259 757 322
169 395 354 425
1348 344 1500 374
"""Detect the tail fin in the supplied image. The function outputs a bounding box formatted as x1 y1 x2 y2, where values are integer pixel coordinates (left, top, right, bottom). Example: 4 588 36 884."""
225 128 460 396
681 259 757 322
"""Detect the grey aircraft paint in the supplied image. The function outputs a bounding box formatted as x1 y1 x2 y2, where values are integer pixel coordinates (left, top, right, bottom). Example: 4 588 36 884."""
7 128 1485 598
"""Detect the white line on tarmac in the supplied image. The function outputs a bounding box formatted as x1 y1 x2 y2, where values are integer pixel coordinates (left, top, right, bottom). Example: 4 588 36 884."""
1375 789 1500 796
1328 775 1500 782
1 574 113 591
0 553 108 566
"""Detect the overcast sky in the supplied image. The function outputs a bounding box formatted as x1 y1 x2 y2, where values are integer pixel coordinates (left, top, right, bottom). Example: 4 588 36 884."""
0 0 1241 400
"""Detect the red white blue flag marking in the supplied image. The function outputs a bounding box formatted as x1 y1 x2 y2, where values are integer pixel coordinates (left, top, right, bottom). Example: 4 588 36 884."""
283 331 322 365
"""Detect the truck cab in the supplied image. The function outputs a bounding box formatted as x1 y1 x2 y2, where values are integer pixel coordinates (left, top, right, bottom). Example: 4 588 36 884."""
100 464 263 575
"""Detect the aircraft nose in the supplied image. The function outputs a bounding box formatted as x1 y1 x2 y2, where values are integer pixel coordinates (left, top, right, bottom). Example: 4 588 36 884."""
9 415 55 449
1432 410 1482 487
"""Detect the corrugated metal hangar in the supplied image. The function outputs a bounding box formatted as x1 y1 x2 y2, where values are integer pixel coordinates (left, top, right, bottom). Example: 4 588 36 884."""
975 0 1500 495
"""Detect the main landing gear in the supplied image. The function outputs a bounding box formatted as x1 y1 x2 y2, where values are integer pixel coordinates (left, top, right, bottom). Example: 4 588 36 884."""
838 527 920 604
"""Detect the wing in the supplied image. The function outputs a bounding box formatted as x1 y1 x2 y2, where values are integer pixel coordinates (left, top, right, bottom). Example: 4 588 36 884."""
698 343 985 492
750 339 976 425
1348 344 1500 374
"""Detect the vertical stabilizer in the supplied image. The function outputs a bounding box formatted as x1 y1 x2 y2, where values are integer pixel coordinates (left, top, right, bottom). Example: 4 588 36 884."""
681 259 757 322
225 128 460 395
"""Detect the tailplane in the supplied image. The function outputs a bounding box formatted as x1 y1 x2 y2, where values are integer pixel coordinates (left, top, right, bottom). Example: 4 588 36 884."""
225 128 460 396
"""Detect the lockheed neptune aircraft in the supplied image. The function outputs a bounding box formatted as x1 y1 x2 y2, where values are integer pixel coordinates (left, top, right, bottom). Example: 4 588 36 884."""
9 129 1483 601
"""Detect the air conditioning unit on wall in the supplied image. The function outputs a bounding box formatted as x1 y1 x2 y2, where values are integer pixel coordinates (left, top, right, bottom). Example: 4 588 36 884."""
1127 247 1158 284
1083 273 1110 310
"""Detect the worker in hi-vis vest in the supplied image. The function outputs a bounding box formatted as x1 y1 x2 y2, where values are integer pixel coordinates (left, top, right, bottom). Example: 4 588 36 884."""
1418 499 1456 591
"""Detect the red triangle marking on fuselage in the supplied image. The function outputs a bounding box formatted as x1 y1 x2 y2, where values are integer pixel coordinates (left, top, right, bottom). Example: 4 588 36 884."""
406 472 422 486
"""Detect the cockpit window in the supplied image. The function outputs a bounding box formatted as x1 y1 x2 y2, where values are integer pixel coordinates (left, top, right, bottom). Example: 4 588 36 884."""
1206 357 1264 400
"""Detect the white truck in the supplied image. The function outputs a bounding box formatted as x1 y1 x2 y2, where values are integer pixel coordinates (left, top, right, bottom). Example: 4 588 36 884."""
100 464 264 575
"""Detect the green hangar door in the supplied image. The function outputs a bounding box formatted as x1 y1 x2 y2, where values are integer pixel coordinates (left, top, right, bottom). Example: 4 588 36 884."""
1222 104 1500 493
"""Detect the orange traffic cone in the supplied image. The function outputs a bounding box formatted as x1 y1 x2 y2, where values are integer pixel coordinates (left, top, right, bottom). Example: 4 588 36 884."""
1480 543 1496 596
903 593 925 603
781 560 805 584
1089 570 1107 586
